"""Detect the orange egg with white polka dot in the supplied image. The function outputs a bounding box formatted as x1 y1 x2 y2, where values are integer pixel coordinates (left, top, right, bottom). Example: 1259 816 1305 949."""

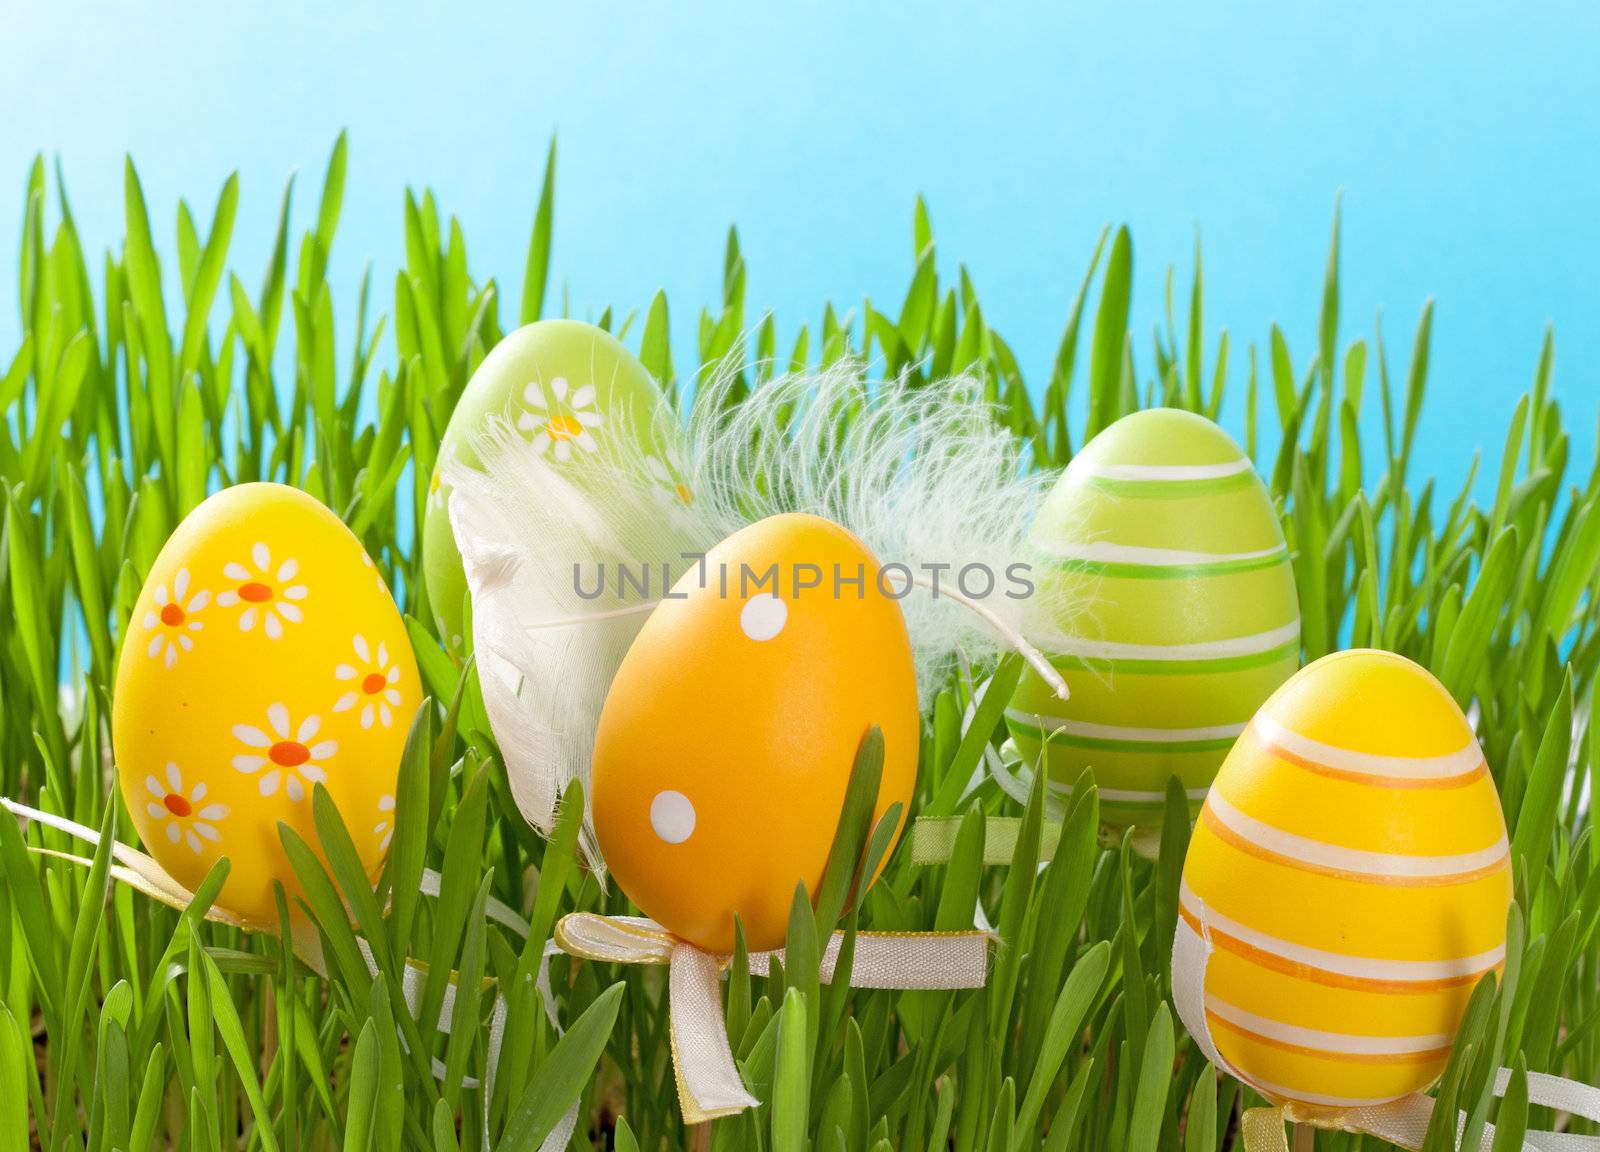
590 512 919 952
113 483 417 926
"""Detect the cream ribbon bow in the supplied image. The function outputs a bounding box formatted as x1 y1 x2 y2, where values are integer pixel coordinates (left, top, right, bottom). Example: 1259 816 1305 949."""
553 911 992 1124
1173 902 1600 1151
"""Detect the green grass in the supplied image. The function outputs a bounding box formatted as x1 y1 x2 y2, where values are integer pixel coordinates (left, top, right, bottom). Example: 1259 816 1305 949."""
3 132 1600 1152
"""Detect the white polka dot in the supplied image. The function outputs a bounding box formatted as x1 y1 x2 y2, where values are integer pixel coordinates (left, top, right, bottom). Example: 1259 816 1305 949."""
740 594 787 641
650 791 696 844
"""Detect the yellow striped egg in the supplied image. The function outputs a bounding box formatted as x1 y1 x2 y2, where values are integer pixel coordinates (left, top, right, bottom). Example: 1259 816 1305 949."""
1180 650 1511 1108
1007 408 1299 827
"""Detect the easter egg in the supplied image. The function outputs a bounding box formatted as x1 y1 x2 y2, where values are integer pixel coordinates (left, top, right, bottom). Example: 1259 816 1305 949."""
1180 650 1511 1108
590 513 919 953
423 320 674 655
1007 408 1299 827
113 483 418 926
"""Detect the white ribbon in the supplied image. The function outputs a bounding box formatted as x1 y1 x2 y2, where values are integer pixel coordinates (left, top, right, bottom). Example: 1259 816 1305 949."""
1173 903 1600 1150
553 911 992 1124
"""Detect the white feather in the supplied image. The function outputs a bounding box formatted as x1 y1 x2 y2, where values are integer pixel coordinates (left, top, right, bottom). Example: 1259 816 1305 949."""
445 356 1074 864
445 402 707 868
682 362 1074 699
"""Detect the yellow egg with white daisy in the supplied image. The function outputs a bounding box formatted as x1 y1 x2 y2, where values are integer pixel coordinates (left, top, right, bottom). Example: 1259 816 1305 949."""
113 482 418 926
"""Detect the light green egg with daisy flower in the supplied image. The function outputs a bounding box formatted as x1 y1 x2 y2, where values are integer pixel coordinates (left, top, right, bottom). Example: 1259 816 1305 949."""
422 320 679 655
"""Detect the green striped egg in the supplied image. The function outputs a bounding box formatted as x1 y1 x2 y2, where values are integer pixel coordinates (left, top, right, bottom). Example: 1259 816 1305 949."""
1007 408 1300 828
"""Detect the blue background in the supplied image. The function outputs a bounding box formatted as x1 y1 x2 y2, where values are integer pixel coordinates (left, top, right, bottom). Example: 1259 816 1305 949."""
4 1 1598 494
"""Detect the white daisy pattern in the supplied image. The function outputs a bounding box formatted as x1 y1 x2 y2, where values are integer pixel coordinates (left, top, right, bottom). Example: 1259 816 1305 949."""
647 446 693 505
374 794 396 853
231 703 337 801
143 568 209 668
143 762 228 854
516 375 603 461
332 634 405 730
358 547 393 600
215 543 308 639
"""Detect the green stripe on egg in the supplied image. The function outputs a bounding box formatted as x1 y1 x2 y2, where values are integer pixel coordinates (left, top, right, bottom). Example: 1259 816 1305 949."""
1027 559 1298 647
1047 640 1300 677
1082 468 1258 500
1013 644 1300 729
1033 542 1289 580
1008 408 1301 829
1007 713 1238 791
1031 475 1285 555
1004 712 1242 755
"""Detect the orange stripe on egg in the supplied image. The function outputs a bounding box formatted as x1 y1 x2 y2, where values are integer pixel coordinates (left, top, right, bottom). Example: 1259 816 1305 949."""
1211 1030 1451 1108
1269 745 1489 791
1252 715 1488 790
1184 809 1514 958
1210 730 1508 858
1199 795 1511 888
1228 1077 1414 1110
1199 938 1481 1039
1205 1009 1455 1066
1177 901 1503 995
